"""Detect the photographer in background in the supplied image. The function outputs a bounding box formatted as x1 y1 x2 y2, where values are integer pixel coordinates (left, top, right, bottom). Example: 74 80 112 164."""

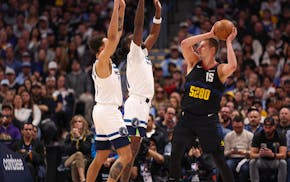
249 117 287 182
183 138 217 182
131 137 166 182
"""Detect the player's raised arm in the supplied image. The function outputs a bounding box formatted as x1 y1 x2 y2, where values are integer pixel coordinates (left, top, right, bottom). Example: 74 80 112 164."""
218 27 238 83
180 27 215 72
144 0 162 50
117 0 126 40
132 0 144 46
96 0 125 69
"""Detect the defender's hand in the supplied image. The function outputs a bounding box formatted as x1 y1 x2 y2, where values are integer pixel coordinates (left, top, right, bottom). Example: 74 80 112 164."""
154 0 162 16
154 0 162 10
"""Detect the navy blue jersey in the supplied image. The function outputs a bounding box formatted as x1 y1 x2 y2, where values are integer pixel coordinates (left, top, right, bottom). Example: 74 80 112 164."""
182 61 225 115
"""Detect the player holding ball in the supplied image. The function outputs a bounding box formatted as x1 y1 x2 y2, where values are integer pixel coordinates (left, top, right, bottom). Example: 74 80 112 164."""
168 21 237 182
213 19 235 41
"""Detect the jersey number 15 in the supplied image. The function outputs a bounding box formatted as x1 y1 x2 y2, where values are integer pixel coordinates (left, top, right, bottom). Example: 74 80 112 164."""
206 72 214 82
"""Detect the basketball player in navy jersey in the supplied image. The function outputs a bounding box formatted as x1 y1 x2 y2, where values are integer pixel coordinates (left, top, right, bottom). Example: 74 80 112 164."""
86 1 132 182
119 0 162 181
168 24 237 182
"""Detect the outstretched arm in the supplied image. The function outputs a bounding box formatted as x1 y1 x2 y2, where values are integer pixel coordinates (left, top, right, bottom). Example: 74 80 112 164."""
181 27 215 72
132 0 144 46
117 0 126 40
97 0 125 77
218 27 238 83
144 0 162 50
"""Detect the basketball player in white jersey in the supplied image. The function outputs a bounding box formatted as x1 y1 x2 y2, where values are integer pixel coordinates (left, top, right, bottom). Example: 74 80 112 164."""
86 1 132 182
120 0 162 181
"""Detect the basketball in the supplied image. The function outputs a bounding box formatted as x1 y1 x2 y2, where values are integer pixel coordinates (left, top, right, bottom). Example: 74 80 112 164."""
213 19 234 40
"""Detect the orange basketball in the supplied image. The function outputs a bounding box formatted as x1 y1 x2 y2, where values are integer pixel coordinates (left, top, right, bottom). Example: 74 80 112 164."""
213 19 234 40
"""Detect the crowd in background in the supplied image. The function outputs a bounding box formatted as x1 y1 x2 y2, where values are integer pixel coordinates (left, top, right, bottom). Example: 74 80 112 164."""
0 0 290 181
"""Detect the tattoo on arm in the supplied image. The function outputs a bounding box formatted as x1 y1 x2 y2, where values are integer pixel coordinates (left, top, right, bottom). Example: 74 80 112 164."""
118 17 123 31
109 161 123 180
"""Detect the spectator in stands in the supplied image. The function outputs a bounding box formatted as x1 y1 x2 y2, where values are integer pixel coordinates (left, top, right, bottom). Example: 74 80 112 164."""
262 76 276 100
249 117 287 182
283 79 290 97
66 59 93 124
63 115 92 182
2 89 16 106
20 90 41 127
161 45 184 76
224 115 253 182
241 89 254 117
260 0 281 16
169 92 182 118
23 78 33 93
226 101 235 114
66 42 81 73
224 75 235 93
5 66 19 91
45 61 59 79
12 122 45 182
53 46 69 75
28 27 41 53
219 106 233 131
44 75 67 139
30 82 42 104
0 79 10 102
233 91 243 111
4 46 22 74
241 34 263 67
0 102 21 148
245 106 263 134
36 82 58 145
277 106 290 136
13 94 28 129
163 75 176 96
25 5 39 31
15 62 32 85
38 16 49 38
146 113 168 157
157 106 177 134
53 74 75 131
151 86 170 113
252 99 267 119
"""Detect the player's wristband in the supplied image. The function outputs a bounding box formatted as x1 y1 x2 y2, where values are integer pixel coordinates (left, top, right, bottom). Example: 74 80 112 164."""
153 16 162 24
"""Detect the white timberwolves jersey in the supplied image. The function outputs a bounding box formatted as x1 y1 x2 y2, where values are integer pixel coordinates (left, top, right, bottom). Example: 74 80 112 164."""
92 60 122 106
127 41 154 99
